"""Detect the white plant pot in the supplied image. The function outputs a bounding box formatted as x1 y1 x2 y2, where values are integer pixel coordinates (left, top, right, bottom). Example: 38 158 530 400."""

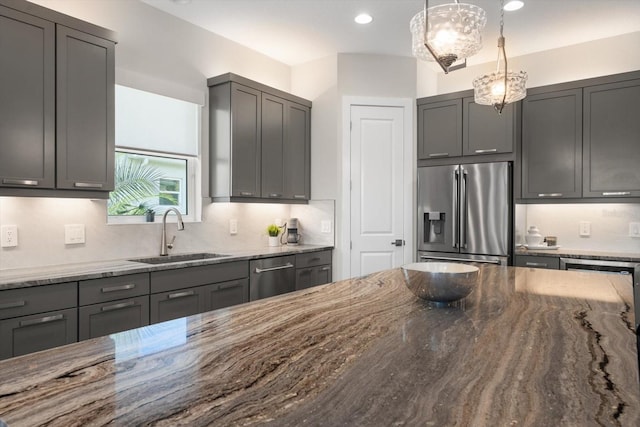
268 236 280 247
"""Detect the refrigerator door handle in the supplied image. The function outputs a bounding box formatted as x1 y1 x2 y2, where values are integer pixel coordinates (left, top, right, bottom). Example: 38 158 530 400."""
453 169 459 248
461 168 468 249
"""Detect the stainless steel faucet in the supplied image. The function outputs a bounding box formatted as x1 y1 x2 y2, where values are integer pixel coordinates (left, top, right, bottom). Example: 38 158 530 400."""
160 207 185 256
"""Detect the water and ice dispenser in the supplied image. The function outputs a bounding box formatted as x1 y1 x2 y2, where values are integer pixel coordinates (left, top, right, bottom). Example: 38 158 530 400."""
424 211 445 244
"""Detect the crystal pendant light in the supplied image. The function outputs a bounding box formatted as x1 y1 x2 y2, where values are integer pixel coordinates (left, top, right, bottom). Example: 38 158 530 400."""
410 0 487 73
472 0 527 113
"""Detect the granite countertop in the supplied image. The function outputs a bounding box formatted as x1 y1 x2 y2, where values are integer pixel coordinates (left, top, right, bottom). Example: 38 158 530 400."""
0 266 637 426
0 245 333 290
515 246 640 262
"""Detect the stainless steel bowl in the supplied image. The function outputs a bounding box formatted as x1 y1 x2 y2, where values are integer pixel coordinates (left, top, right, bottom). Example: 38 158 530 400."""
401 262 479 303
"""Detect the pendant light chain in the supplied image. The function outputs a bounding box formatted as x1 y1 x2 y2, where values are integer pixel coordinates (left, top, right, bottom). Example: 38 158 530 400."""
498 0 508 113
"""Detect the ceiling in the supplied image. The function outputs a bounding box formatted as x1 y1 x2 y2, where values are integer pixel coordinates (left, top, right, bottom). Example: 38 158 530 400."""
142 0 640 67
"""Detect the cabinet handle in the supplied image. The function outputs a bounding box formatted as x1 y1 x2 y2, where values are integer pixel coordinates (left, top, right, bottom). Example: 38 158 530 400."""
602 191 631 196
74 182 103 189
19 314 63 327
320 266 331 271
240 191 254 196
101 283 135 293
525 262 548 267
293 195 307 199
474 148 498 153
0 300 26 310
537 193 563 197
255 263 294 273
217 281 241 290
2 178 39 186
268 193 282 198
101 301 135 312
168 290 195 299
428 152 449 158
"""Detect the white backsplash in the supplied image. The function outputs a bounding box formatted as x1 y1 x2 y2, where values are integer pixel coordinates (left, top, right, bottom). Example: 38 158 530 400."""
0 197 334 270
515 203 640 253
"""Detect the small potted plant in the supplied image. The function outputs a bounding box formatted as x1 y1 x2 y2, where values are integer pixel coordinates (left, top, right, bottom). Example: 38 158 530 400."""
267 224 281 247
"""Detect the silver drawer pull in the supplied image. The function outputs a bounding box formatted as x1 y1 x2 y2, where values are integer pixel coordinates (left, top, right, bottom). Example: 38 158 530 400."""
602 191 631 196
428 152 449 158
101 283 135 293
293 194 307 199
74 182 103 189
2 178 39 186
320 266 331 271
537 193 563 197
217 281 241 290
168 290 195 299
525 262 547 267
19 314 63 327
255 263 294 273
0 300 26 310
268 193 282 198
240 191 254 196
101 301 135 312
474 148 498 153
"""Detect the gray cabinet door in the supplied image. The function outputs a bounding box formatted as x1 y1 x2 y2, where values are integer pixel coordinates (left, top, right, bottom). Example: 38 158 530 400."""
0 308 77 360
284 102 311 200
150 287 204 324
56 26 115 191
231 83 261 198
78 296 149 341
295 265 332 291
203 278 249 312
583 79 640 198
463 98 515 156
261 93 286 199
521 89 582 199
418 99 462 159
0 6 55 189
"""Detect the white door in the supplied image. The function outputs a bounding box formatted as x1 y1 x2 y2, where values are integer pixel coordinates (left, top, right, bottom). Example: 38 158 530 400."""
350 105 406 276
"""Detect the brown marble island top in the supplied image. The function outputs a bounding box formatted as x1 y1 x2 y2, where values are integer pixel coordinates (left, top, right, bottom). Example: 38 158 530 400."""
0 266 638 426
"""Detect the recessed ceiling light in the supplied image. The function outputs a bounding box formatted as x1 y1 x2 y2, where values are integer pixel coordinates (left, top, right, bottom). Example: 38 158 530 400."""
354 13 373 25
504 1 524 11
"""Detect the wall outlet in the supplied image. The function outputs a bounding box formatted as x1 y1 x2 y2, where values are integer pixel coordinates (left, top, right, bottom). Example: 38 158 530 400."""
630 222 640 238
64 224 85 245
579 221 591 237
1 225 18 248
229 219 238 235
321 220 332 234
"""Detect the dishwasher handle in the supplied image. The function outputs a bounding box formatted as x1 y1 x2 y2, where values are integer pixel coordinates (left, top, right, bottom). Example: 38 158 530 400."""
254 263 294 274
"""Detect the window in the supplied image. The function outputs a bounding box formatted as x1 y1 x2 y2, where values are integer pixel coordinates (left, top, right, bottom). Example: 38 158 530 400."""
109 85 201 223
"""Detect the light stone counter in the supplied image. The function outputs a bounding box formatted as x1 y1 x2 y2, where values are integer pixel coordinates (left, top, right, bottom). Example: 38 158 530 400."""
0 266 638 426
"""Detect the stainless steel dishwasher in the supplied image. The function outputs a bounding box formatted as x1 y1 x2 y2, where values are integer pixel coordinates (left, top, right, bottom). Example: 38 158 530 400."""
249 255 296 301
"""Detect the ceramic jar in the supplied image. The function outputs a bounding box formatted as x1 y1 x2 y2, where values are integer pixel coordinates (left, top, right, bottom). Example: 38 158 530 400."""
525 226 543 246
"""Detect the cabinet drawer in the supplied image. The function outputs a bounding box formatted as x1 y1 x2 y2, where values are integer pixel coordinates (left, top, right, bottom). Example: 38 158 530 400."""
79 273 149 306
296 265 332 291
150 286 205 324
0 282 77 320
296 250 332 268
515 255 559 270
78 296 149 341
0 307 77 360
204 278 249 312
150 261 248 294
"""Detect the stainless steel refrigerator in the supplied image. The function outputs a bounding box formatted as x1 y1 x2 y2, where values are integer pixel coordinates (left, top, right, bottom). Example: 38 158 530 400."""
417 162 512 265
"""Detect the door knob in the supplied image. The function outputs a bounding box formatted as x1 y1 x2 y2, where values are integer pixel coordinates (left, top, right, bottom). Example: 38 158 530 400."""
391 239 405 247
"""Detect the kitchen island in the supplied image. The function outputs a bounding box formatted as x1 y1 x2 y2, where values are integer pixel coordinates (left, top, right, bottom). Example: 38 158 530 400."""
0 266 638 426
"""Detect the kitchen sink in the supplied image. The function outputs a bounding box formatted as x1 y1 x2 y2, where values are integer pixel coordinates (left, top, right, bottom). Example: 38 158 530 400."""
129 252 231 264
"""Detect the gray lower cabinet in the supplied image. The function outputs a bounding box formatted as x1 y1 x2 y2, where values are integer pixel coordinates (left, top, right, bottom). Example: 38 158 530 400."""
149 261 249 324
0 282 78 360
417 98 462 159
521 88 583 200
583 78 640 198
463 97 515 156
515 255 560 270
295 250 332 291
249 256 296 301
78 273 150 340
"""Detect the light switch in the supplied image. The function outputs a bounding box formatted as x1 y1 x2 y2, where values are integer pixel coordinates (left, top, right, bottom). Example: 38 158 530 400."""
229 219 238 235
321 220 332 234
630 222 640 238
579 221 591 237
1 225 18 248
65 224 85 244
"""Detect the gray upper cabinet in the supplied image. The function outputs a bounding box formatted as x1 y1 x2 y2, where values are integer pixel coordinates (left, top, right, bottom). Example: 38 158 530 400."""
0 5 55 189
521 88 583 199
208 73 311 203
462 97 515 156
417 98 462 159
583 79 640 198
0 0 116 198
56 26 115 192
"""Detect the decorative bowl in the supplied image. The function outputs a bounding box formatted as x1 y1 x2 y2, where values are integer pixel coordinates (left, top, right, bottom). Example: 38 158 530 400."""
401 262 479 303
